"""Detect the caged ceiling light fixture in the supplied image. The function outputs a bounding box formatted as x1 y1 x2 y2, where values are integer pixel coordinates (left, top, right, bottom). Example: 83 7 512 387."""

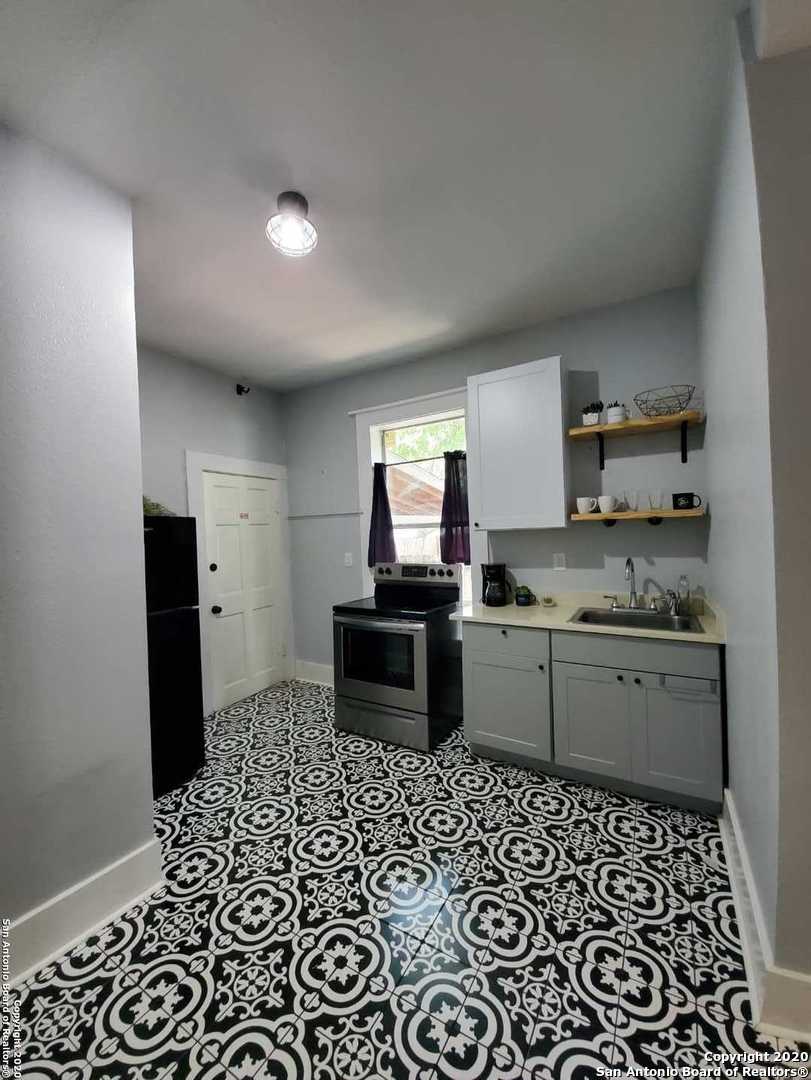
265 191 318 257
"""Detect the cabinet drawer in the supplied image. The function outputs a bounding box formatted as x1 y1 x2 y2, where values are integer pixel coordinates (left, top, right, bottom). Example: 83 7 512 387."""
551 631 720 679
463 623 550 660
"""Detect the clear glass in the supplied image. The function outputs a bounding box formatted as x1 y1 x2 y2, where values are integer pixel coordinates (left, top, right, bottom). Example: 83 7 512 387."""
648 490 664 510
342 625 414 690
266 212 318 256
623 489 639 511
382 414 466 562
386 461 445 519
383 416 466 462
392 524 442 563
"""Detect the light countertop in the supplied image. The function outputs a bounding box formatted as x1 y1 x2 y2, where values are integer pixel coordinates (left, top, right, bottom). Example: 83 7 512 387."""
450 591 725 645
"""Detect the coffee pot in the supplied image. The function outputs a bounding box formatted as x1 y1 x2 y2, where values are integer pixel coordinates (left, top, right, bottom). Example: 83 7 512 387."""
481 563 509 607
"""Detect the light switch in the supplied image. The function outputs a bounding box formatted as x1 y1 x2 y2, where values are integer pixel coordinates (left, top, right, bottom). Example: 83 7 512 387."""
344 552 354 567
553 552 566 570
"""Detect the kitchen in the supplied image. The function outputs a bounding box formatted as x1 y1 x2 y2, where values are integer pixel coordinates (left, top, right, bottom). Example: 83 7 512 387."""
332 350 725 806
4 1 811 1075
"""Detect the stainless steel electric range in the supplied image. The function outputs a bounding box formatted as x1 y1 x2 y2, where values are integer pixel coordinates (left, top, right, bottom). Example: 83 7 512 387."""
333 562 463 751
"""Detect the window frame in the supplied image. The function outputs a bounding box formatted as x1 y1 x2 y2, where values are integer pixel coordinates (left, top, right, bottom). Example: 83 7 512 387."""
353 389 467 592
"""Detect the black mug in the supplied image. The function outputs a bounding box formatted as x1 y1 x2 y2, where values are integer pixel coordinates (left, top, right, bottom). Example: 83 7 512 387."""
672 492 702 510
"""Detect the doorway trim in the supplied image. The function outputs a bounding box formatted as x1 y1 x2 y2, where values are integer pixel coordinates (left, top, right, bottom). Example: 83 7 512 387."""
186 451 292 716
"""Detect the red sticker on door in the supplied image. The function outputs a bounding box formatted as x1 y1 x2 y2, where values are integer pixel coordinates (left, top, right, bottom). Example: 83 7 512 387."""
240 512 249 519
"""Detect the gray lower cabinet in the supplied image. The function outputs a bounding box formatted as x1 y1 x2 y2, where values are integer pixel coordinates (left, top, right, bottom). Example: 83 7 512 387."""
552 662 633 779
463 648 551 761
630 671 722 803
463 625 723 809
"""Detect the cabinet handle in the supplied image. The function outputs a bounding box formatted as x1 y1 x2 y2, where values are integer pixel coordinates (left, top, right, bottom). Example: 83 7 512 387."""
211 605 222 615
634 677 641 685
474 522 480 528
501 629 508 636
616 674 624 682
538 664 545 672
209 562 218 572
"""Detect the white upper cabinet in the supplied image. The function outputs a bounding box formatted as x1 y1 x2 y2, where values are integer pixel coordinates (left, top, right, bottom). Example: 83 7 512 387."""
467 355 568 530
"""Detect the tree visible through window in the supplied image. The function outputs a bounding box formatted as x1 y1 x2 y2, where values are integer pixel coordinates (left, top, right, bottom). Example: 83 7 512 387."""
382 415 466 563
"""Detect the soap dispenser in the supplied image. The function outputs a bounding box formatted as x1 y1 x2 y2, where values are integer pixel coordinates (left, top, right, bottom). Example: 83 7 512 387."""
677 575 690 614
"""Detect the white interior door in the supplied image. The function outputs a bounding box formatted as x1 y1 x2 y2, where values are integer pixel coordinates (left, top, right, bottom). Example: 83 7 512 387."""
203 471 286 709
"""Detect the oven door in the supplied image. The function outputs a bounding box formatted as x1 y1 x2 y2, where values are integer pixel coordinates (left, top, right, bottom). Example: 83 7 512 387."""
334 615 428 714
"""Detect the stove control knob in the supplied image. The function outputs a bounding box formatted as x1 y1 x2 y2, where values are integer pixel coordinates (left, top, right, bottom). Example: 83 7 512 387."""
438 569 445 577
385 567 392 575
447 569 454 576
377 566 384 575
429 568 436 576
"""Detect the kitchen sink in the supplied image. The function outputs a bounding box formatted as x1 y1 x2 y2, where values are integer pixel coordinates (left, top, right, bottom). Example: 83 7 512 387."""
570 607 704 633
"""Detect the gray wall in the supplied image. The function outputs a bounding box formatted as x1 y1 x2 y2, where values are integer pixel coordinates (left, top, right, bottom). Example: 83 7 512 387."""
284 287 705 664
138 347 286 515
0 129 155 919
746 39 811 976
698 26 779 948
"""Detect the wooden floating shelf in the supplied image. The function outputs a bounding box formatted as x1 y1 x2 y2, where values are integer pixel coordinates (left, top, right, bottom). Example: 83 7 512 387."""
571 507 706 526
568 410 704 470
568 410 704 440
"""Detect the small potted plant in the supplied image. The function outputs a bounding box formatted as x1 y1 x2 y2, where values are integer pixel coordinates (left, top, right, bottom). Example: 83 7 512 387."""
606 400 627 424
582 400 604 426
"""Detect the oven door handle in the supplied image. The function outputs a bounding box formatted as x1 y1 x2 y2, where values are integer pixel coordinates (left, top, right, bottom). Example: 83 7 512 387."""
334 616 427 635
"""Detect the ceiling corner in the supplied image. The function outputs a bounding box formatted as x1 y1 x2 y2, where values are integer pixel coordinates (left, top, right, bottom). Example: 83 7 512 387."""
751 0 811 59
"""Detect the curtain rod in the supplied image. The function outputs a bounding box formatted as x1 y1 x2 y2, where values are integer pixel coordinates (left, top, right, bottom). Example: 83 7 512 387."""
384 452 466 468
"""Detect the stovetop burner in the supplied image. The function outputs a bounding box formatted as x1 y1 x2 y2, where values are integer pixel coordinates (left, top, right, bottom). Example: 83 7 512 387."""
333 562 462 621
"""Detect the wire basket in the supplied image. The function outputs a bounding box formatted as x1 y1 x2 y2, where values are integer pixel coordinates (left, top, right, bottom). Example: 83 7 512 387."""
633 384 695 418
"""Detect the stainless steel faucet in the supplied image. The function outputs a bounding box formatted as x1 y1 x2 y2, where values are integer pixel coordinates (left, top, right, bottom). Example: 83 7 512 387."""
625 557 639 609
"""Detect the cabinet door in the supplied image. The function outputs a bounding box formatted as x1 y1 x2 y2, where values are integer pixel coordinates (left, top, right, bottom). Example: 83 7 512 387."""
467 356 568 530
464 649 551 761
552 662 632 779
630 672 722 803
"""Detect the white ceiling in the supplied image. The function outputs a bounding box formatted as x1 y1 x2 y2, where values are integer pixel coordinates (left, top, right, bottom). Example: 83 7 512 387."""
0 0 739 389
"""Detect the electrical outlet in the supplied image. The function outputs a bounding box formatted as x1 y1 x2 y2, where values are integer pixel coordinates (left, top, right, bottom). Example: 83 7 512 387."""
344 552 354 567
553 552 567 571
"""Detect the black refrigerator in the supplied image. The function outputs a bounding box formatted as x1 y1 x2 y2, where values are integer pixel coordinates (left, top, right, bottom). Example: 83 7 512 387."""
143 515 205 798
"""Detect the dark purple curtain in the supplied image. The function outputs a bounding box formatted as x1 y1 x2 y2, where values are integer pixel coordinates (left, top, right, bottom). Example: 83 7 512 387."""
367 462 397 567
440 450 470 565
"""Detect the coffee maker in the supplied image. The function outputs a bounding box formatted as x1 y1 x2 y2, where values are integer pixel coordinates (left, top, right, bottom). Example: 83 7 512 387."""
481 563 509 607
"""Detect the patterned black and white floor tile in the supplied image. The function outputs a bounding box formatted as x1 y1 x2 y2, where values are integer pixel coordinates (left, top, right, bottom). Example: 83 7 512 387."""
8 680 810 1079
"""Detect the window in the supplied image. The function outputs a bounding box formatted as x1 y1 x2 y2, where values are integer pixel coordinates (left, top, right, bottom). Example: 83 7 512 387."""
381 414 466 564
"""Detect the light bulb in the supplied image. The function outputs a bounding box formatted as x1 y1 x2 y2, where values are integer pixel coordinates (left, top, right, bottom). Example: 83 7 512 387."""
265 192 318 257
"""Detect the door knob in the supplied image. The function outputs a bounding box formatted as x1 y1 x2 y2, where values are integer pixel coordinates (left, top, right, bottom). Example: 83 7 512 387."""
211 605 222 615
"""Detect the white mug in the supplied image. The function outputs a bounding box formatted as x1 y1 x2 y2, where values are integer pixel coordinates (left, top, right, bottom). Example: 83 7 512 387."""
576 497 598 514
598 495 617 513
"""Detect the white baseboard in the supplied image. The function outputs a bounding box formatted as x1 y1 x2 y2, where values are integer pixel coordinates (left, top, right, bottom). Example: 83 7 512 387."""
721 790 811 1039
9 836 164 986
720 790 770 1019
295 659 334 686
